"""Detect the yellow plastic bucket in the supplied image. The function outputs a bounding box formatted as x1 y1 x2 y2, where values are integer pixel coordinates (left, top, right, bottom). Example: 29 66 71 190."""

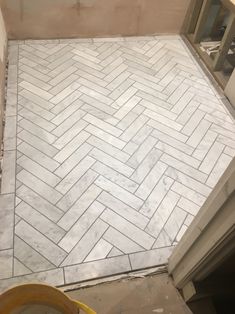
0 283 96 314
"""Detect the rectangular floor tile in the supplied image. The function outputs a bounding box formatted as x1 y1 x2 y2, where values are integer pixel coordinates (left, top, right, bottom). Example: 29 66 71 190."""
15 220 67 267
129 247 174 270
0 194 15 250
101 209 155 250
64 255 131 284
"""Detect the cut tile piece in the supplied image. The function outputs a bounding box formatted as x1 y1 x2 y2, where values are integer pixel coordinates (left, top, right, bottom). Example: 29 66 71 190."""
64 255 131 284
0 250 13 279
107 247 124 258
84 239 113 262
14 258 32 276
129 247 173 270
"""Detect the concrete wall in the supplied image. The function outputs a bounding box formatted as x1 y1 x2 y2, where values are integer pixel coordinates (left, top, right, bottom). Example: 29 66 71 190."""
1 0 190 39
0 6 7 140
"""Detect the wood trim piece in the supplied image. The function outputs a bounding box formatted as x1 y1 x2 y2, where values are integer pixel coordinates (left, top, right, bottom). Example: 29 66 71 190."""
168 158 235 289
187 0 204 34
193 0 213 43
213 12 235 71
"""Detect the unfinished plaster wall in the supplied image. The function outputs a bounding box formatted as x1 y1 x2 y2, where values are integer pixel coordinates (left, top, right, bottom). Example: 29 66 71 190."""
1 0 190 39
0 6 7 139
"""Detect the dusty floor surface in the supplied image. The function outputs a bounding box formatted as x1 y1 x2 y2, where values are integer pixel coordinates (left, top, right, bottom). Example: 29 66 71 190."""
67 273 192 314
0 35 235 291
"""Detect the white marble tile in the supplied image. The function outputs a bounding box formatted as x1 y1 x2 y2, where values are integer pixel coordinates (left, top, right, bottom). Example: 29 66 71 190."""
0 250 13 279
153 230 172 249
14 258 32 276
1 35 234 286
127 136 157 168
17 170 62 204
177 197 200 216
165 167 211 197
17 155 61 187
95 176 143 210
61 219 108 266
89 148 134 177
56 156 96 194
14 236 55 272
0 268 64 293
101 209 155 250
164 207 187 241
1 150 16 194
146 190 180 238
206 153 232 187
84 239 113 262
199 141 225 174
17 185 63 222
171 181 206 207
64 255 131 284
59 201 105 252
56 169 98 211
16 201 65 243
98 191 149 229
103 227 143 254
92 162 138 193
0 194 15 250
57 184 102 230
15 221 67 267
131 148 162 184
87 136 130 163
140 176 174 218
161 154 207 183
129 247 174 270
156 141 200 168
135 161 168 200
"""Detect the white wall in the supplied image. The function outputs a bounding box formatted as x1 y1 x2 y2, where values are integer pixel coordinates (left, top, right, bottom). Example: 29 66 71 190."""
0 7 7 62
0 6 7 139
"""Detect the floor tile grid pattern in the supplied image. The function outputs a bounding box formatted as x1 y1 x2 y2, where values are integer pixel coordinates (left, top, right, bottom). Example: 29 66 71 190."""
0 35 235 291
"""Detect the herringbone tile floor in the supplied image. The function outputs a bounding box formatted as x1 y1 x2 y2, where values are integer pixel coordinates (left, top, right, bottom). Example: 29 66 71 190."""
0 36 235 290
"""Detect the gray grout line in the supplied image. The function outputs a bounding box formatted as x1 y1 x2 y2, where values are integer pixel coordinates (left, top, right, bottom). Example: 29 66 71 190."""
15 196 66 233
55 187 103 245
13 233 58 269
15 183 64 219
11 44 20 278
15 214 66 249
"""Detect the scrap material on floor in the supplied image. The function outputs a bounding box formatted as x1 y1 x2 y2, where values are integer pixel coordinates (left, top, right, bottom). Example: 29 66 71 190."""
0 35 235 291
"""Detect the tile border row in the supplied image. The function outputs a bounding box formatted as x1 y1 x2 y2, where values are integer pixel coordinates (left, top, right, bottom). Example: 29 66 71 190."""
8 35 181 46
0 246 173 292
